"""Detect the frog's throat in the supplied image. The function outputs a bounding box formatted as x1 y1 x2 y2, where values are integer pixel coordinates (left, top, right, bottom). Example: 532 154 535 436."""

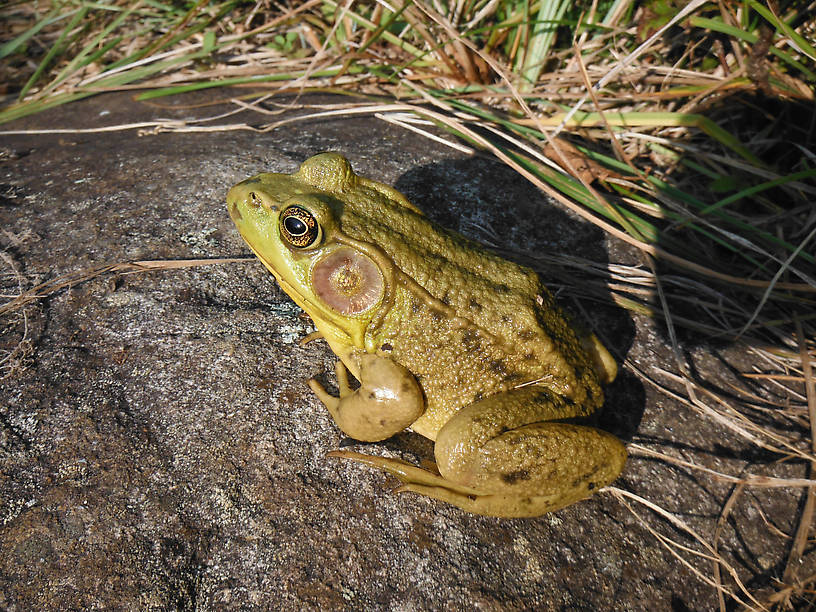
244 243 354 346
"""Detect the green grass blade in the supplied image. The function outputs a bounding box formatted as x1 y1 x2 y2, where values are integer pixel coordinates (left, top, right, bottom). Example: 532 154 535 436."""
38 4 141 99
521 0 571 85
690 16 815 80
18 7 90 100
579 146 815 268
134 65 366 100
745 0 816 62
0 8 78 60
565 111 763 166
701 168 816 215
321 0 426 59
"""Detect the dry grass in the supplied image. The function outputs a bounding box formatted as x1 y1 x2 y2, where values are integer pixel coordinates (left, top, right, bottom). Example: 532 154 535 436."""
1 0 815 608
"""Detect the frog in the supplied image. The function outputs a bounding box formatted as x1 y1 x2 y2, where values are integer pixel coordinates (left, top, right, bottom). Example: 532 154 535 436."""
226 152 627 517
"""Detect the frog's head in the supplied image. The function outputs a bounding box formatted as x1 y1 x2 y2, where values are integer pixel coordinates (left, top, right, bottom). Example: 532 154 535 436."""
227 153 390 348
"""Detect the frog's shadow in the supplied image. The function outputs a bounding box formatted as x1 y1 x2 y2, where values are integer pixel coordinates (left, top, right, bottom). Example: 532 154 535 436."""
392 156 644 442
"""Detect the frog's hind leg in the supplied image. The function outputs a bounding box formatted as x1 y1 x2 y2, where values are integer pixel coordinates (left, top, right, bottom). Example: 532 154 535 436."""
328 449 596 517
331 386 626 517
427 386 627 517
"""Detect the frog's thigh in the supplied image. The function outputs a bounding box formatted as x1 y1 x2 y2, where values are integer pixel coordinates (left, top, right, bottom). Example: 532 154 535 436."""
432 387 627 513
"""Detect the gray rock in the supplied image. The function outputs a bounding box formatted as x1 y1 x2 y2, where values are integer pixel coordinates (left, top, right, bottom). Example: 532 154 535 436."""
0 91 802 609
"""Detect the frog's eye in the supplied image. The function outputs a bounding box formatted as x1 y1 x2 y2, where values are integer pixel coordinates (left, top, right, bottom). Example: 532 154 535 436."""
280 205 321 248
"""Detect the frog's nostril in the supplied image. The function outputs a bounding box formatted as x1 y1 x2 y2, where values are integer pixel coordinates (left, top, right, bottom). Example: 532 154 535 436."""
248 191 262 207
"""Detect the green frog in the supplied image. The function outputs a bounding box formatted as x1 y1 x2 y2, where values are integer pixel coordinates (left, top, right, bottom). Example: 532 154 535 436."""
227 153 626 517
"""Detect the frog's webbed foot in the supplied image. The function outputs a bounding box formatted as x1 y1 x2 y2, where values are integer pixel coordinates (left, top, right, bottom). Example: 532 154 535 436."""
308 354 424 442
328 449 481 495
328 450 596 517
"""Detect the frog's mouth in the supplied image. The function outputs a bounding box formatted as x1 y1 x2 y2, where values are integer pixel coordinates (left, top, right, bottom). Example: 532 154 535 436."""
244 241 362 347
227 199 242 222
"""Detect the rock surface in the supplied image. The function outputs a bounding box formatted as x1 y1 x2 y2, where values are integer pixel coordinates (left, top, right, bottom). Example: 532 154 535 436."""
0 92 806 609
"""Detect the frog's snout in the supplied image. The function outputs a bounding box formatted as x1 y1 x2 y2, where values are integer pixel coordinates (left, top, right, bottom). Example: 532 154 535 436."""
227 183 263 223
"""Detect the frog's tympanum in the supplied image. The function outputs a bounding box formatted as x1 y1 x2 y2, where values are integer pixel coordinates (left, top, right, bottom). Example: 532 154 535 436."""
227 153 626 517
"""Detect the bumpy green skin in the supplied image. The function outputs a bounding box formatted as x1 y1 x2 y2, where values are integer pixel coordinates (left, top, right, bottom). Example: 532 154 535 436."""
227 153 626 517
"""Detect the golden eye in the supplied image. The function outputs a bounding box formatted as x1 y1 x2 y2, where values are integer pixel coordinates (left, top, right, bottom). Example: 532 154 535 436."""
280 206 320 248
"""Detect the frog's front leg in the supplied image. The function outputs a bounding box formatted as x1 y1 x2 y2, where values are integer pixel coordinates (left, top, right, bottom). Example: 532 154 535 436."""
332 386 626 517
308 353 425 442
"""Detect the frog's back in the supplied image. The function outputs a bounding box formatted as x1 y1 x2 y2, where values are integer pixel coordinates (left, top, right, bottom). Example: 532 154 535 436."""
337 180 603 438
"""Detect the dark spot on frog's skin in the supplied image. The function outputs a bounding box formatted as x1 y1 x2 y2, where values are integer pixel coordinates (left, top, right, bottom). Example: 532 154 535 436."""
380 343 393 352
411 300 422 313
496 283 510 294
501 470 531 484
501 315 511 323
429 309 444 321
368 392 377 400
571 467 601 489
523 352 537 362
516 329 535 340
469 299 482 311
473 391 484 403
489 360 508 375
461 329 480 349
503 372 524 383
441 293 451 306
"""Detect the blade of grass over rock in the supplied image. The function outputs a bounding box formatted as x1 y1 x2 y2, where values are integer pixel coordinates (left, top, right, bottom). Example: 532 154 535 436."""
134 67 358 100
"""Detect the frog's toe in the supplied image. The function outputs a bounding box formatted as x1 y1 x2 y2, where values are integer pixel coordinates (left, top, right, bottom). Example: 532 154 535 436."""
307 377 339 410
328 450 480 494
298 330 324 347
396 483 598 518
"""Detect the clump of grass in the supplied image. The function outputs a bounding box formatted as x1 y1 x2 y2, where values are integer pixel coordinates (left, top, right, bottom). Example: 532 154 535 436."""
2 1 815 607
